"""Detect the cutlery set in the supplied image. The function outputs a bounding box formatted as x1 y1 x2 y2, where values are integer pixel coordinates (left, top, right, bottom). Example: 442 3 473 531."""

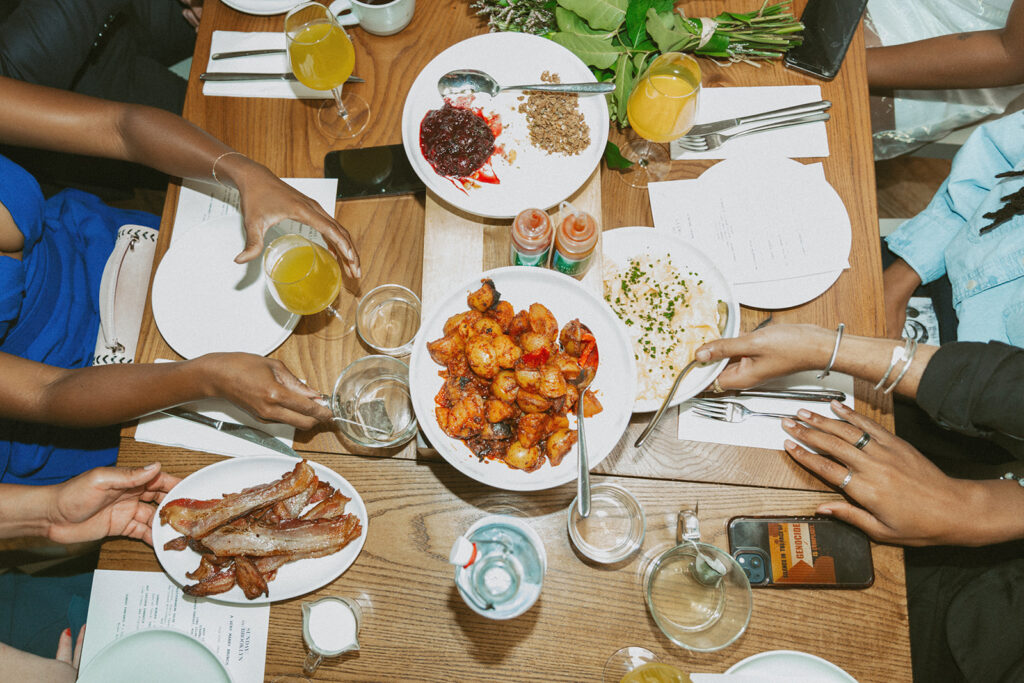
678 99 831 151
688 388 845 424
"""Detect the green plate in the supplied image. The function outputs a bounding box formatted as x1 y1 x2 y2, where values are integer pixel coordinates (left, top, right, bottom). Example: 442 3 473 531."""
78 629 231 683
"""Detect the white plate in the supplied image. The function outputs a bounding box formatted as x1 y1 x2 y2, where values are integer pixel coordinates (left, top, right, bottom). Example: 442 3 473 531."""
602 227 739 413
726 650 857 681
220 0 296 15
401 32 609 218
409 267 636 491
699 157 850 309
151 215 298 359
78 629 231 683
153 456 368 604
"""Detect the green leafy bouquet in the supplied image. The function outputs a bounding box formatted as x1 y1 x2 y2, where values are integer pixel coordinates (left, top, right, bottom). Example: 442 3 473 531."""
470 0 803 127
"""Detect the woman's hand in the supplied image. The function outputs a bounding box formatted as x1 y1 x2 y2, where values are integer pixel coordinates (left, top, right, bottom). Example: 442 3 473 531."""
47 464 180 546
695 324 833 390
200 353 334 429
230 162 361 279
56 626 85 672
780 401 978 546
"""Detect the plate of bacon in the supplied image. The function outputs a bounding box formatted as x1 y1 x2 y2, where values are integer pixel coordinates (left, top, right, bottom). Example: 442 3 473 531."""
153 457 366 604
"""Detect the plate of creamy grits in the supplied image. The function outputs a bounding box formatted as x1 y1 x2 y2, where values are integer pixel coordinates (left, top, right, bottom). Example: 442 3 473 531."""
602 227 739 413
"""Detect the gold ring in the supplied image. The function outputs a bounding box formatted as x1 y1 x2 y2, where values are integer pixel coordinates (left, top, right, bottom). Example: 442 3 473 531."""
839 470 853 490
853 432 871 450
711 378 724 393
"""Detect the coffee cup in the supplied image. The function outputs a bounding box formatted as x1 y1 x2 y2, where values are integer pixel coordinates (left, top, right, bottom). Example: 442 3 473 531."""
328 0 415 36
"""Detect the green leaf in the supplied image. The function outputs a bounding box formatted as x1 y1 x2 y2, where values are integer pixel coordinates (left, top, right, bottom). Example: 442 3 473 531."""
651 0 674 11
645 8 689 53
555 6 610 36
548 32 622 69
604 141 634 170
612 52 635 124
556 0 627 32
624 0 654 48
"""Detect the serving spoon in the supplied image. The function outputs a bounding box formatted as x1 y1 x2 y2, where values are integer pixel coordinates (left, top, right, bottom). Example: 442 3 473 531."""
437 69 615 98
635 302 730 448
568 324 599 518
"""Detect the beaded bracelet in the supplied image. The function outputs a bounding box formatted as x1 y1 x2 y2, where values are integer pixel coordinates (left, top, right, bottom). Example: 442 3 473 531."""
999 472 1024 487
817 323 845 379
211 150 246 187
883 337 918 394
873 336 912 391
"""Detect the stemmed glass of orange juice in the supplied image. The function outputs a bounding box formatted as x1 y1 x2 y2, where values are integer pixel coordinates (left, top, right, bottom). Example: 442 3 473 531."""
264 234 345 325
285 2 369 139
621 52 702 188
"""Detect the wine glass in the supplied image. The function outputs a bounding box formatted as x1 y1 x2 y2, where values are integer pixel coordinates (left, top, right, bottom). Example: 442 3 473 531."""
285 1 370 139
263 234 346 325
603 647 689 683
620 52 702 188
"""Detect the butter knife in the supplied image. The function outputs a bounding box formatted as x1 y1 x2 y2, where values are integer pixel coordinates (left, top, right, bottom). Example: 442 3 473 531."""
160 408 298 458
212 48 287 60
684 100 832 137
200 72 365 83
718 388 847 402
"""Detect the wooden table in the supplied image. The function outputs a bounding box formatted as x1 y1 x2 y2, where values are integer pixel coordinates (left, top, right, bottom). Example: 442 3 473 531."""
102 1 910 680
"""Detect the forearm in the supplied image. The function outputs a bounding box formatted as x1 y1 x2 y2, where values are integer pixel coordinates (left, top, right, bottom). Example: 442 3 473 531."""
948 479 1024 546
0 353 221 427
0 483 51 538
868 30 1024 90
0 643 75 683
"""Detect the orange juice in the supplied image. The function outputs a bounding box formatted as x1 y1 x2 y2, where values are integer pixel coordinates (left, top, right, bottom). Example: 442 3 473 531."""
288 20 355 91
619 662 691 683
269 242 342 315
627 54 701 143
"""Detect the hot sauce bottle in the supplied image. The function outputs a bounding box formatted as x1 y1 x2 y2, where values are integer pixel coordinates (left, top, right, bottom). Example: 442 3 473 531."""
551 201 597 278
510 208 553 267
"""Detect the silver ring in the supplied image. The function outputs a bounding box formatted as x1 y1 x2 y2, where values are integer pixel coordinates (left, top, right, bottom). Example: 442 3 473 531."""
839 470 853 490
853 432 871 450
711 378 724 393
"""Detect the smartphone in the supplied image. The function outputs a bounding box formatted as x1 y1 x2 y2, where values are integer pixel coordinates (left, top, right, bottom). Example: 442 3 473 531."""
783 0 868 81
324 144 425 200
727 516 873 589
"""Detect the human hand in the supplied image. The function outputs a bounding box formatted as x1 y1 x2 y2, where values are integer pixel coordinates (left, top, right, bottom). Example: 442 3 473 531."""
231 163 361 279
780 401 974 546
694 324 832 390
56 626 85 672
201 353 333 429
179 0 203 28
47 465 180 546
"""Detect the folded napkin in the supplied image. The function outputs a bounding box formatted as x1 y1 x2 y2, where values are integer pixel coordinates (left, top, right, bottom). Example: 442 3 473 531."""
203 30 330 99
135 361 295 457
677 371 855 449
671 85 829 160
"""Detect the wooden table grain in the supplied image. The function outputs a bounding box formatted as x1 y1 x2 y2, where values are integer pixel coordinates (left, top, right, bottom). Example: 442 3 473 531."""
105 1 911 680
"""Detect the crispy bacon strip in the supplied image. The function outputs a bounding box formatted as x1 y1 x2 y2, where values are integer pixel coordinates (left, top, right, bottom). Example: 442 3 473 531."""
160 460 315 539
200 515 361 558
182 566 238 597
234 556 269 599
164 535 188 551
299 490 351 521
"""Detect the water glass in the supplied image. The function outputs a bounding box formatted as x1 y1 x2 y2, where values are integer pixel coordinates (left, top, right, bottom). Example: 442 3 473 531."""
356 283 421 356
329 355 417 447
567 483 645 564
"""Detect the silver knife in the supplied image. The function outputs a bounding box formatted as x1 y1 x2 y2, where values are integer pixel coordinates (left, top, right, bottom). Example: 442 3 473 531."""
200 72 365 83
684 100 832 137
721 388 847 402
212 48 287 60
160 408 299 458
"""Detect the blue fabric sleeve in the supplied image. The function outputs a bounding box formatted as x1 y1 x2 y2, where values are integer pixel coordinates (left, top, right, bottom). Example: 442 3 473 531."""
886 111 1024 285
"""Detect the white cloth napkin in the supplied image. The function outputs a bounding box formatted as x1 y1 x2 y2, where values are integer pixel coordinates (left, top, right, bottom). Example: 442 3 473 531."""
677 371 855 449
135 360 296 457
203 30 330 99
670 85 829 160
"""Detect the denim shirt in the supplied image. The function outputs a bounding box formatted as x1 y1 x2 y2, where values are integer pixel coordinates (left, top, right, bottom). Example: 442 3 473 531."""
886 111 1024 345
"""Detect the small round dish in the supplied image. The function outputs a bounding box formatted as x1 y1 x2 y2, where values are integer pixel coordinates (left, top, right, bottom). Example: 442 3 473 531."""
567 483 645 564
356 284 421 356
330 355 417 448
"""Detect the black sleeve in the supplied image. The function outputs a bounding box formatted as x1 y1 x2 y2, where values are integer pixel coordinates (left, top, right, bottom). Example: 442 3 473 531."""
917 341 1024 444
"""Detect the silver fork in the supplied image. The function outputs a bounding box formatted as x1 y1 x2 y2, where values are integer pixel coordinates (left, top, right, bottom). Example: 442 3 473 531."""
678 112 831 152
690 398 797 423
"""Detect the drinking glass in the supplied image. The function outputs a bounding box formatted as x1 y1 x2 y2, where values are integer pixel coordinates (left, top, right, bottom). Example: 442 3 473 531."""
355 284 421 356
285 1 369 139
621 52 702 188
329 355 417 447
603 647 689 683
263 234 344 323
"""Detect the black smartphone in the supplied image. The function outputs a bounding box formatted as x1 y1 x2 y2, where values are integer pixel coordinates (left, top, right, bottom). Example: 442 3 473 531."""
783 0 868 81
727 516 874 589
324 144 425 200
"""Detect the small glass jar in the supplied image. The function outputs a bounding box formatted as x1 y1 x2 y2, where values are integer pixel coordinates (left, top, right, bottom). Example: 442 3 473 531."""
552 201 597 278
510 208 553 267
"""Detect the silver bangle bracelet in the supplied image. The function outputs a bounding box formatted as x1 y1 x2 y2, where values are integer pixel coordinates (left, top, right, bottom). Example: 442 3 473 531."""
817 323 845 380
883 337 918 394
873 337 911 391
211 150 246 187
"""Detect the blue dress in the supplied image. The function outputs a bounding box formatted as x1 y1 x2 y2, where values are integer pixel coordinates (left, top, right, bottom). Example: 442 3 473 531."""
0 154 159 485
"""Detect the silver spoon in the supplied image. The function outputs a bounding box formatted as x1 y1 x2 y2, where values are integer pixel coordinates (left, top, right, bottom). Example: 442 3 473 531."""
437 69 614 98
568 324 598 518
635 302 730 448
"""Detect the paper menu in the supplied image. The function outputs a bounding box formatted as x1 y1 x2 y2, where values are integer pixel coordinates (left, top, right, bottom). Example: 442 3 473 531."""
677 371 855 449
173 177 338 247
80 570 270 682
